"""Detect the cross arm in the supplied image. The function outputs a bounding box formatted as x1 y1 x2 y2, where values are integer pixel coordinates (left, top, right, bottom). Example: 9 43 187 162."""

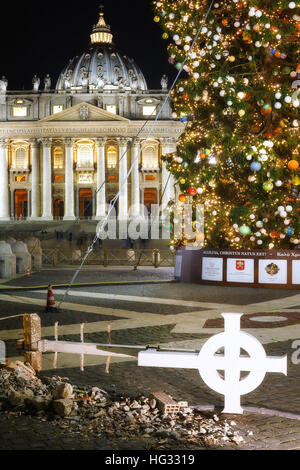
138 349 200 369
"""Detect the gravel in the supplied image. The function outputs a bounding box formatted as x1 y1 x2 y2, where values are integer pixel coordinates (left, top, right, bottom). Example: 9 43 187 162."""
0 362 249 449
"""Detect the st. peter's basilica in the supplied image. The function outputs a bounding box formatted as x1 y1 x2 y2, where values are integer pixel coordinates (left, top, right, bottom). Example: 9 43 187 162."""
0 7 183 223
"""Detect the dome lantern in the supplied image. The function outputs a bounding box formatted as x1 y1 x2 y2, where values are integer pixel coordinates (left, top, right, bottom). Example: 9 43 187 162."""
90 5 113 45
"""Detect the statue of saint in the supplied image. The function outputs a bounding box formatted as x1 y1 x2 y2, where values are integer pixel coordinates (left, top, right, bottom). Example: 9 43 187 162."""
44 74 51 91
32 75 40 92
81 68 89 88
64 70 72 90
96 66 105 90
114 67 124 87
129 69 138 90
0 76 8 93
161 74 168 91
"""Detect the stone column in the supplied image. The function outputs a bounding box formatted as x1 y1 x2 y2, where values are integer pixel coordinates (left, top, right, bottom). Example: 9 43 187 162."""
30 139 40 219
92 188 96 217
41 138 53 220
118 138 129 219
95 138 106 219
160 138 176 215
10 190 14 218
27 190 31 218
0 139 10 220
131 139 140 218
75 189 80 218
64 138 75 220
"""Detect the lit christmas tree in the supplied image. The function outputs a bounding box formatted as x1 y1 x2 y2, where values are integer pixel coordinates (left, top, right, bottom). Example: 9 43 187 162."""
154 0 299 250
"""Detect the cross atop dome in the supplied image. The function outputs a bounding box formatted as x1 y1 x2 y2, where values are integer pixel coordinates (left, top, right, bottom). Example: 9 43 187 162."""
91 5 113 45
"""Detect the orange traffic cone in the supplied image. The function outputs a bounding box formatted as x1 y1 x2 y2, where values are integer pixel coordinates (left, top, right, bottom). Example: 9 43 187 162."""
26 267 31 278
45 285 58 313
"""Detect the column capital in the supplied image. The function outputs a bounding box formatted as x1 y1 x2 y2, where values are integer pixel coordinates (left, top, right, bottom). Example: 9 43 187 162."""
117 137 131 147
29 138 40 149
95 138 107 147
64 137 76 147
0 139 9 149
132 138 141 148
39 138 52 148
160 137 176 145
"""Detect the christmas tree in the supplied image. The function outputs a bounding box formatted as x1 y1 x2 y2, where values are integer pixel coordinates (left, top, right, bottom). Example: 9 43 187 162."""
153 0 299 250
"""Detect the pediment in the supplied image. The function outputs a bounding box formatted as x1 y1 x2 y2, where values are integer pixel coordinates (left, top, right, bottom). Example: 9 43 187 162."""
39 102 129 123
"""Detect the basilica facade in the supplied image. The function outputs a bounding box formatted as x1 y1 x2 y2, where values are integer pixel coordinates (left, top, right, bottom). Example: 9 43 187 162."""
0 8 183 223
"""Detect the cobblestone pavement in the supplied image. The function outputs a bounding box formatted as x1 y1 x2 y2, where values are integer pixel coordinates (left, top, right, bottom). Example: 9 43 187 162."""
0 268 300 450
1 267 176 288
0 411 299 451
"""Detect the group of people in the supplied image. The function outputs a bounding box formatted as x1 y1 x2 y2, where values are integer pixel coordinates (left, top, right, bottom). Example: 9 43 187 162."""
55 231 73 242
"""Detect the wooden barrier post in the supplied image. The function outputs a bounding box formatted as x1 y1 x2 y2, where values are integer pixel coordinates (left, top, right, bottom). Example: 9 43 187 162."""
23 314 42 372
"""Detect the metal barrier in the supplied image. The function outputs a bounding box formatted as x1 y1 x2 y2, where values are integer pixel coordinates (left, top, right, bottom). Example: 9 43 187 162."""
42 249 175 268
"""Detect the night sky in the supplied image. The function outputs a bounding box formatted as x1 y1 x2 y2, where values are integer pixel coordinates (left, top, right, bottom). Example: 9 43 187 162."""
0 0 176 91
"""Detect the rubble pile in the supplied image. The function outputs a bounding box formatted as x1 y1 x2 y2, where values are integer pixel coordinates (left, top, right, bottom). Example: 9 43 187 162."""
0 362 248 448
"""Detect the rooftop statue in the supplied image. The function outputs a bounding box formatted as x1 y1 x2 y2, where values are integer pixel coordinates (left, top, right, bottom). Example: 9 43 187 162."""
32 75 40 92
44 74 51 91
0 76 8 94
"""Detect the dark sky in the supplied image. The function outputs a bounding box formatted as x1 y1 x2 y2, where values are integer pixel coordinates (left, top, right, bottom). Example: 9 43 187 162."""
0 0 176 91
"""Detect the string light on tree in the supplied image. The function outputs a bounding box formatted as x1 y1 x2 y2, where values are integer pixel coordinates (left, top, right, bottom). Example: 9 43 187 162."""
153 0 299 250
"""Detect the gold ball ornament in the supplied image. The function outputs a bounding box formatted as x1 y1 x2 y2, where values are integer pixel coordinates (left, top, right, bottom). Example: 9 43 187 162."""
179 194 187 203
280 119 289 128
291 176 300 186
288 160 299 171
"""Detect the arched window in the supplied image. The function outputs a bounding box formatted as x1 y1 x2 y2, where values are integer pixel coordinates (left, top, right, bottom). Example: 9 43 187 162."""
143 146 158 169
15 147 27 168
53 147 64 169
78 145 93 168
107 146 118 169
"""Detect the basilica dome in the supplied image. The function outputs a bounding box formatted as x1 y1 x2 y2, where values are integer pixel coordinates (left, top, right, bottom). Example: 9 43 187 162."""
56 8 148 93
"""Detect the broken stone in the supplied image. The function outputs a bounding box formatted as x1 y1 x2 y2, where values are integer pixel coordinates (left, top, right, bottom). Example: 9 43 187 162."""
130 400 141 409
8 388 34 406
144 427 155 434
178 401 188 408
125 413 135 423
0 365 249 448
26 397 51 411
149 399 156 409
53 383 73 400
52 399 74 417
232 434 244 445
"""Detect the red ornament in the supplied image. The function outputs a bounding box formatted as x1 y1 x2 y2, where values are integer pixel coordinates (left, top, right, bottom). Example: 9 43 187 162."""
188 187 197 196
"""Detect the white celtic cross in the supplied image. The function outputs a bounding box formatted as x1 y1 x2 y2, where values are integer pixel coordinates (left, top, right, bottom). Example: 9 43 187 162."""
138 313 287 414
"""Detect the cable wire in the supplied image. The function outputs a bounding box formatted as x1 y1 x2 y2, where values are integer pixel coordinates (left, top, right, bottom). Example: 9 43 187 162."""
58 0 216 308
